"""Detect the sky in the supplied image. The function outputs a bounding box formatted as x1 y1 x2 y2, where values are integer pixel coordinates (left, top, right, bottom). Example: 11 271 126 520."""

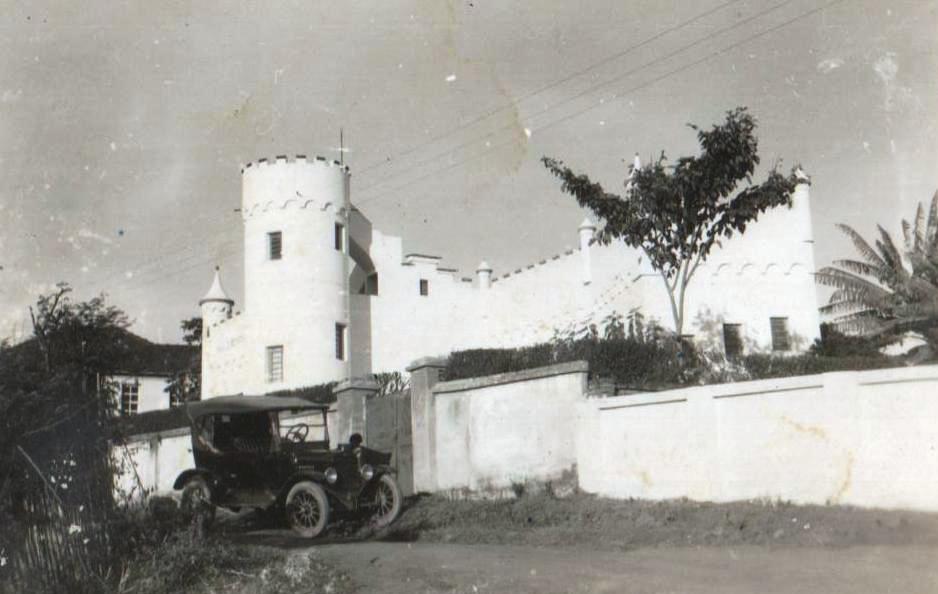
1 0 936 343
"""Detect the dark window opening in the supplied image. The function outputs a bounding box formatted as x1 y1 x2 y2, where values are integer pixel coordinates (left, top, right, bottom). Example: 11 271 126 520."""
419 278 429 296
364 273 379 295
770 317 791 352
334 223 345 252
723 324 743 358
335 323 347 361
266 345 283 382
268 231 282 260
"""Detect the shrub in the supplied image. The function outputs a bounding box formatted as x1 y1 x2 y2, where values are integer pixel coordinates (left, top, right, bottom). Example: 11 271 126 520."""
742 353 896 379
809 324 888 357
266 381 336 403
445 336 689 390
445 337 904 390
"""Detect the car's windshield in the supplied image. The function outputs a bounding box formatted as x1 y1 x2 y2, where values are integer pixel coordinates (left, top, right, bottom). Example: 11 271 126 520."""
278 408 329 444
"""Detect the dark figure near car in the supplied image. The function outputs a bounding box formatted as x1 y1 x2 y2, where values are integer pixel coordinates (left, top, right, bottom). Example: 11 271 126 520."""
350 433 363 448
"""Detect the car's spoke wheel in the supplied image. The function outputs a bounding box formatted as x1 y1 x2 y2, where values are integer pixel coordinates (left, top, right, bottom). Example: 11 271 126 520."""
285 481 329 538
370 474 402 529
180 477 216 528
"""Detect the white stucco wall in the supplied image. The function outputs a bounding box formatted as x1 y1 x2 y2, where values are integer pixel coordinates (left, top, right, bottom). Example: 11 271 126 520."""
202 156 351 397
201 157 819 396
113 430 193 499
576 364 938 512
428 362 588 493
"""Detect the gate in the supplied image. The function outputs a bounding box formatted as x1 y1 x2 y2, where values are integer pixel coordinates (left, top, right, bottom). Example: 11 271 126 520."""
365 390 413 496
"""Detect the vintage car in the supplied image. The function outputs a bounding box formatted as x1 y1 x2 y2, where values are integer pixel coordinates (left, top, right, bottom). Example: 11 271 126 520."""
172 395 401 538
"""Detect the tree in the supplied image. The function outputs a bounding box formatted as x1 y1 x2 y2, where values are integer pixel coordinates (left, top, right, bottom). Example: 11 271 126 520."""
166 316 202 405
1 283 131 511
543 107 801 335
815 191 938 342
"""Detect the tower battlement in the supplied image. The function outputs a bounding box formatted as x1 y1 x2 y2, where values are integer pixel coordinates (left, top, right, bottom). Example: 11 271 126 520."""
240 154 350 174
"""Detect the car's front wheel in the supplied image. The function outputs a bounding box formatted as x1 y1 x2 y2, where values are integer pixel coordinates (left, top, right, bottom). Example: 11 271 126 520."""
370 474 402 529
285 481 330 538
180 476 216 528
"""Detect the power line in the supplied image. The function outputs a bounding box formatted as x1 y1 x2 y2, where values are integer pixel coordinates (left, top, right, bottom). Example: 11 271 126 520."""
355 0 847 207
96 0 847 301
352 0 803 200
351 0 748 178
73 1 768 294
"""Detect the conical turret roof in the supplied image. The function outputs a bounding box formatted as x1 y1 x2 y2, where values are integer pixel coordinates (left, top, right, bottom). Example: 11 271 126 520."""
200 267 233 305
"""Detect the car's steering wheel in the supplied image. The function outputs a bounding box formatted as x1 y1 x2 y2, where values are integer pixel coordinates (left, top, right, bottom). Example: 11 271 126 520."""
285 423 310 443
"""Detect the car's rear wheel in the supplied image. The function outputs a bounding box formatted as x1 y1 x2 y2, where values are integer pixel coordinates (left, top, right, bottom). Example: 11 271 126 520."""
285 481 329 538
180 476 216 528
370 474 402 529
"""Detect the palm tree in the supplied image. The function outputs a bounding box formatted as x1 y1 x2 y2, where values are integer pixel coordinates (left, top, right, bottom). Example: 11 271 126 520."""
816 191 938 340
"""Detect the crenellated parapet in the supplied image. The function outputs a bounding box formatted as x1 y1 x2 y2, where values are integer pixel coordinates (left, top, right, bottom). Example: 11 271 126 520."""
240 154 351 221
240 154 350 174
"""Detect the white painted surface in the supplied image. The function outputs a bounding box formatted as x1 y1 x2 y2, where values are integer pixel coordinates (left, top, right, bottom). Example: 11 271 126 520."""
577 365 938 512
203 157 351 397
113 431 193 499
430 367 587 492
202 164 819 396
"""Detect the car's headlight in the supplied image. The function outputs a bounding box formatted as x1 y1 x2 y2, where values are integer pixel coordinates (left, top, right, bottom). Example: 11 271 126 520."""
324 467 338 484
360 464 374 480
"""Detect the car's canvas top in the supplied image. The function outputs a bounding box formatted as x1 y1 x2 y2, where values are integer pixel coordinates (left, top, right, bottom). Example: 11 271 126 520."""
185 395 329 418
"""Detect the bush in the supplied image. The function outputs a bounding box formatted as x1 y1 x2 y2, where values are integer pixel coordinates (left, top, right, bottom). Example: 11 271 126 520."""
742 353 896 379
809 324 888 357
266 381 336 403
445 337 904 390
445 337 690 390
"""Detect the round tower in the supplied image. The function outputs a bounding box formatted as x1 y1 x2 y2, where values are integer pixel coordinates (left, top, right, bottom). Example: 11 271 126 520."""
199 266 233 338
240 155 351 389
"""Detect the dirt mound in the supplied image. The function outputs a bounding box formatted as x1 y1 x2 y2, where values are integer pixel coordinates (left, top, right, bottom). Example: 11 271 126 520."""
386 493 938 550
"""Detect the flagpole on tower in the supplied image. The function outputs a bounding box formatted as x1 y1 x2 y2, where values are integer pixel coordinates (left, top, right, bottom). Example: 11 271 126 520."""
340 127 344 166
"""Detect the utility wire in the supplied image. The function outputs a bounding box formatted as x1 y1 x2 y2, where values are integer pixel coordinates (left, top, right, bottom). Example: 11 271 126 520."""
77 2 747 294
93 0 846 303
352 0 748 177
355 0 847 206
353 0 804 201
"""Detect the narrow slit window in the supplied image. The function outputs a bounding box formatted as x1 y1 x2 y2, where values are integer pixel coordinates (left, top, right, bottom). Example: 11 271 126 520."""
419 279 429 296
335 323 347 361
723 324 743 358
266 345 284 383
770 317 791 352
268 231 282 260
334 223 345 252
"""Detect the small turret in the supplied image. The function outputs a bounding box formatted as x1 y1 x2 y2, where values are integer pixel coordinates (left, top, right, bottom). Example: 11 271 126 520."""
200 266 233 338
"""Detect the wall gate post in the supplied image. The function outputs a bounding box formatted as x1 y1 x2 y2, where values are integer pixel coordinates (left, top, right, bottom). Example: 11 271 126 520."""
333 378 378 445
407 357 447 493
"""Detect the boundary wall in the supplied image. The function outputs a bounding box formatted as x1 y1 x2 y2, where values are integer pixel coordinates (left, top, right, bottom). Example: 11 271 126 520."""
576 364 938 511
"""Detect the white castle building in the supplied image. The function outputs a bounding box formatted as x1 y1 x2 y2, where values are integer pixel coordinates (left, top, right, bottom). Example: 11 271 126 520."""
199 155 820 398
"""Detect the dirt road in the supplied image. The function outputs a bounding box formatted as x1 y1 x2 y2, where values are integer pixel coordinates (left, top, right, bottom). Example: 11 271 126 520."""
314 542 938 594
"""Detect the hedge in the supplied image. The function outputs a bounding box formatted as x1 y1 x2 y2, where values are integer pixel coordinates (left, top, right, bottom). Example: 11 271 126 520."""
445 337 903 391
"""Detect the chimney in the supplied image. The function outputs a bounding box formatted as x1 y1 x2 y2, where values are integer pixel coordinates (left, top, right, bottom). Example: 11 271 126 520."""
476 260 493 289
578 218 596 285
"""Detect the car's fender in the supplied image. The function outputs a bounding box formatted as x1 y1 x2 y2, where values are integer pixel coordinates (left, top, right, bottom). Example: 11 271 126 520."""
172 468 218 491
373 464 396 477
277 470 328 502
